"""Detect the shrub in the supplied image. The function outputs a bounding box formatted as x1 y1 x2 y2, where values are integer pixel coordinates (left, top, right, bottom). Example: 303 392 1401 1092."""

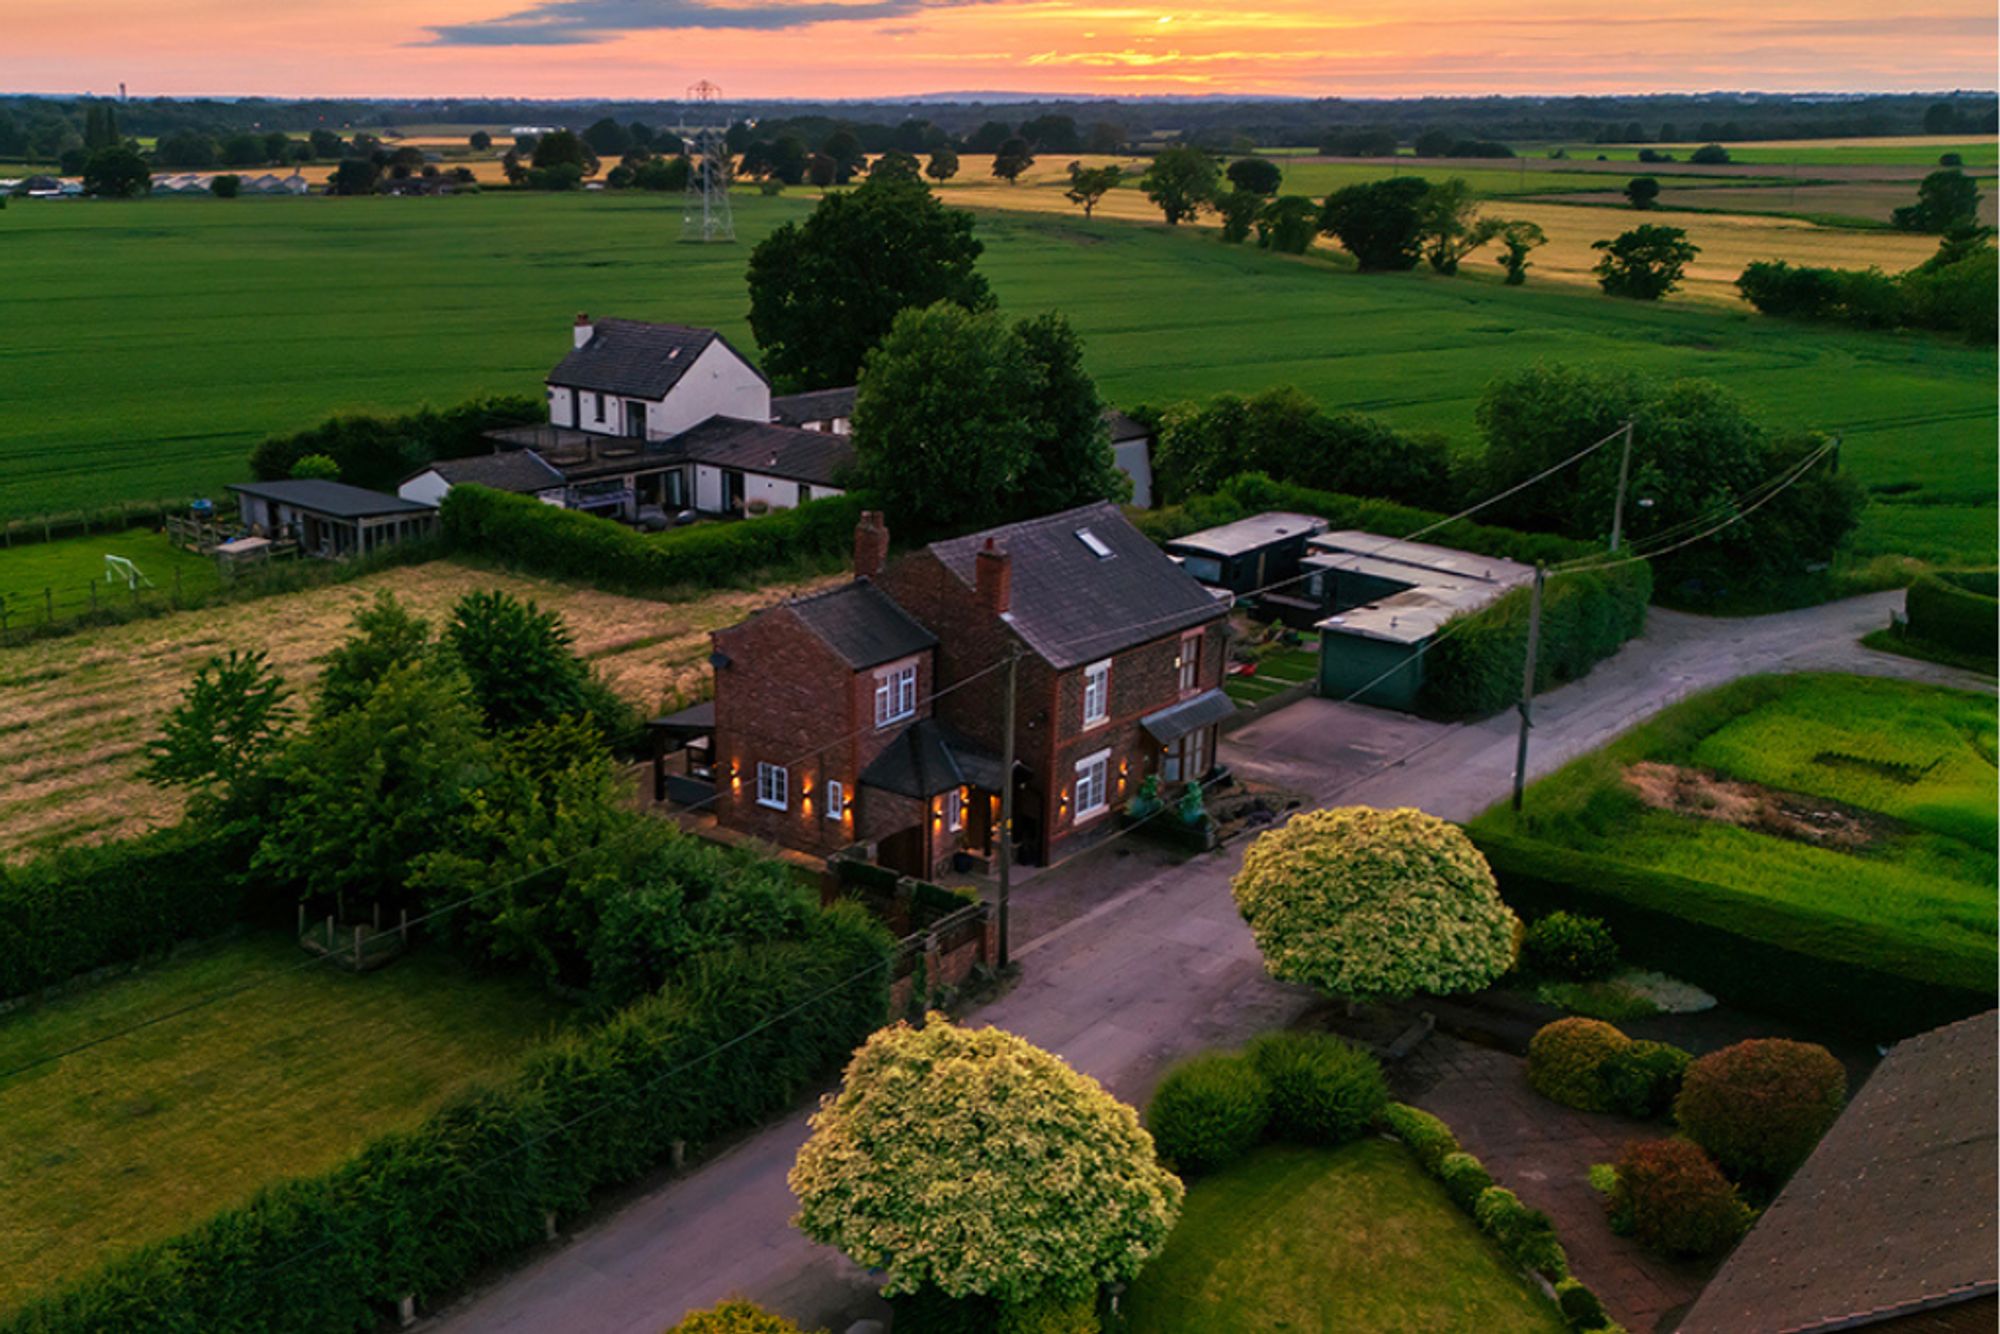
888 1289 999 1334
1906 571 1999 659
1438 1152 1494 1211
1608 1138 1752 1257
1421 564 1652 719
1601 1041 1693 1119
1473 1186 1568 1279
1527 1018 1630 1112
666 1299 815 1333
998 1291 1100 1334
1523 912 1619 981
249 395 543 492
1675 1039 1847 1182
1555 1277 1609 1330
1380 1102 1461 1173
1244 1031 1388 1144
1146 1052 1271 1174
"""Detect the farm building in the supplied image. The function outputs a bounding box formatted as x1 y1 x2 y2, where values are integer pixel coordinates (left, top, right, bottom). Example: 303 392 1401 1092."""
1104 409 1155 508
227 479 438 559
1308 531 1534 710
1680 1010 1997 1334
1164 512 1328 613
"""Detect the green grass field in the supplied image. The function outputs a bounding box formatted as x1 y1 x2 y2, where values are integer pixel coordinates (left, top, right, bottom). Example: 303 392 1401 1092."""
0 527 220 628
0 193 1991 564
1530 139 1998 168
0 934 567 1308
1122 1140 1567 1334
1214 159 1787 199
1473 674 1998 979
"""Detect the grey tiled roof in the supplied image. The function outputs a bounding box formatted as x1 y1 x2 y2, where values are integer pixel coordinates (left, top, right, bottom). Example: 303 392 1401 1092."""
789 580 937 670
929 502 1226 669
674 416 855 487
1102 408 1150 442
770 386 857 426
413 452 565 493
1679 1010 1999 1334
859 718 1003 799
227 479 434 519
548 319 766 400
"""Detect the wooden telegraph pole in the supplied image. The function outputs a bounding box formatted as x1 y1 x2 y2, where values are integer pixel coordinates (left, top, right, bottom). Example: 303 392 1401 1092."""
1608 419 1636 553
1511 564 1547 813
996 650 1020 970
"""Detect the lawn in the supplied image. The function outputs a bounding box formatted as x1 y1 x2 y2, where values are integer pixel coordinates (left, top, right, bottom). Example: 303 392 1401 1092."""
0 933 569 1310
0 192 1991 566
1224 647 1319 705
1472 674 1998 982
0 526 221 629
1121 1140 1567 1334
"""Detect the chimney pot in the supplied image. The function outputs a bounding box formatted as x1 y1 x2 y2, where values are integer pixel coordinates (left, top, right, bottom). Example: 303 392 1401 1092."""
976 538 1012 615
573 313 593 349
853 510 890 580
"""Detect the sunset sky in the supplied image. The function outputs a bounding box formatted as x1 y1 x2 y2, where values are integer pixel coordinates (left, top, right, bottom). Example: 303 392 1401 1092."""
4 0 1994 100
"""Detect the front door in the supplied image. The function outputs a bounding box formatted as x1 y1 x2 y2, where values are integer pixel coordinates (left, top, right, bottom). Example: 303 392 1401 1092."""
724 469 747 511
623 400 646 438
878 825 928 879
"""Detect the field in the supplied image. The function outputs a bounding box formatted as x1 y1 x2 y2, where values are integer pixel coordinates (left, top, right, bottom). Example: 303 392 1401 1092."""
2 192 1991 565
1473 674 1998 981
0 559 835 860
1121 1140 1567 1333
0 527 221 627
1529 182 1998 229
1529 137 1998 168
0 933 567 1309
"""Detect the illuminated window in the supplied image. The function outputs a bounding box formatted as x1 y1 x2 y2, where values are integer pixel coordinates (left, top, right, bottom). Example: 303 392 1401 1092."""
1074 749 1110 820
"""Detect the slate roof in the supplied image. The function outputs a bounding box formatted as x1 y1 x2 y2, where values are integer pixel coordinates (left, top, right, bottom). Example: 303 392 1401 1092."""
674 416 855 487
860 718 1005 799
788 580 937 670
548 319 766 400
928 502 1227 669
227 479 434 519
409 452 565 494
1103 408 1151 443
1679 1010 1999 1334
770 386 857 427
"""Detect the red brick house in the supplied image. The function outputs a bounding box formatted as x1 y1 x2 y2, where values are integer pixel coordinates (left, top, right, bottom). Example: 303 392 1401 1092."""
710 502 1234 878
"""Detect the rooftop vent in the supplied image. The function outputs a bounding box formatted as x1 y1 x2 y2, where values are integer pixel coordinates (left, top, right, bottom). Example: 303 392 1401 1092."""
1076 528 1113 559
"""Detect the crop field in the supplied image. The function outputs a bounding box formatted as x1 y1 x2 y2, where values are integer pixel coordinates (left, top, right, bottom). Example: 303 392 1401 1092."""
0 191 1991 565
0 933 567 1309
1528 137 1998 168
1530 181 1999 228
1474 674 1998 982
0 559 834 861
0 527 221 626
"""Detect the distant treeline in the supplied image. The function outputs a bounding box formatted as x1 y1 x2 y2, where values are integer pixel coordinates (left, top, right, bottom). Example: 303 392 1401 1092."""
1 91 1993 164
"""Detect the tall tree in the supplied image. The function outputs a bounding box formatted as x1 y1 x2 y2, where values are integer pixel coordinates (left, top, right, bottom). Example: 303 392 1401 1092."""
991 136 1035 184
80 146 149 198
1063 161 1122 217
1319 177 1432 270
1255 196 1320 254
1216 189 1262 243
1225 156 1282 196
1492 219 1547 285
1625 176 1662 209
924 148 959 183
746 174 992 390
1416 178 1500 274
1139 144 1220 225
1018 114 1080 153
143 650 293 811
468 130 492 151
1592 224 1699 299
1892 169 1982 233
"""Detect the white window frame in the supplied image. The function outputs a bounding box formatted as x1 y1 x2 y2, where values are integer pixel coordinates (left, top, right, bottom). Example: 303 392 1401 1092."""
1178 632 1202 695
1074 748 1111 822
825 779 844 821
944 788 965 833
755 761 788 811
874 659 918 729
1082 658 1111 729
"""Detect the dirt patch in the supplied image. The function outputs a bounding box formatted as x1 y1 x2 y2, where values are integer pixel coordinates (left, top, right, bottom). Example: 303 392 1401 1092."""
1623 761 1900 850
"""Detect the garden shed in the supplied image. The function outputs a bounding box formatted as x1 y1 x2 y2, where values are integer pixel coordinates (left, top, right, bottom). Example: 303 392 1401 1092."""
1163 512 1327 605
226 480 438 559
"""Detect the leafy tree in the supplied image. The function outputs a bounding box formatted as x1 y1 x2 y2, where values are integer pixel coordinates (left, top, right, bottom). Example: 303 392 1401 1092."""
1892 169 1982 233
1689 142 1731 164
219 132 266 167
924 148 959 183
1140 144 1220 225
1063 162 1122 217
531 129 595 176
631 155 691 191
1416 178 1499 274
1019 114 1080 153
328 157 381 196
1318 176 1432 270
1493 219 1547 284
142 650 293 808
582 117 631 156
154 129 220 169
263 132 292 164
526 163 584 192
1215 189 1261 243
1413 128 1457 157
442 588 624 736
747 174 992 390
1255 196 1319 254
1225 156 1282 196
805 153 837 188
1593 224 1698 299
209 173 242 198
80 146 149 198
307 128 343 159
1153 386 1450 506
992 136 1035 184
289 452 339 479
82 102 120 150
1231 806 1519 1003
965 120 1013 153
468 130 492 151
820 129 865 182
315 592 435 719
1624 176 1661 209
790 1015 1183 1306
1012 311 1127 513
868 149 922 183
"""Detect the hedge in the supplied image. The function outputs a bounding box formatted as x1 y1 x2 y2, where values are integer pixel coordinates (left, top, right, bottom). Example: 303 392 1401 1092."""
2 905 894 1332
1905 570 1998 661
0 825 251 1002
438 484 867 596
1469 828 1993 1040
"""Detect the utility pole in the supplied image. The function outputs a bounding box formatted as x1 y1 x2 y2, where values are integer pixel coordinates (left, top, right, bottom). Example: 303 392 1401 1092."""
1608 419 1636 553
1511 564 1546 814
996 650 1020 970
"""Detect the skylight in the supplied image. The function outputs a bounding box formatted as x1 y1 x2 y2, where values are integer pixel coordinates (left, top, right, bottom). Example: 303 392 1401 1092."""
1076 528 1113 559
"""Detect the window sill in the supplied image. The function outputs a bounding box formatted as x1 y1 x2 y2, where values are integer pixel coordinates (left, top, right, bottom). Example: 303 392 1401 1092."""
1081 715 1109 732
755 799 787 811
1073 803 1109 825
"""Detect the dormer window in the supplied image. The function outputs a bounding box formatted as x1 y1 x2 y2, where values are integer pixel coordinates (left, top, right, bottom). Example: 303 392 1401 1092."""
1076 528 1113 559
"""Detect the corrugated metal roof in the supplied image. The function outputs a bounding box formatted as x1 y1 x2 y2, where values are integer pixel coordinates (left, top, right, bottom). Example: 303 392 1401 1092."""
1166 512 1328 560
227 479 434 519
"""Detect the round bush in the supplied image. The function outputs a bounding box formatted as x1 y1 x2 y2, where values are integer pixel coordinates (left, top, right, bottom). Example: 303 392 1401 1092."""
1527 1018 1631 1112
1601 1040 1693 1119
1675 1039 1847 1182
1555 1277 1608 1330
1523 912 1619 981
1146 1052 1271 1174
1438 1151 1494 1211
1608 1138 1751 1257
1245 1031 1389 1144
667 1299 811 1333
998 1291 1098 1334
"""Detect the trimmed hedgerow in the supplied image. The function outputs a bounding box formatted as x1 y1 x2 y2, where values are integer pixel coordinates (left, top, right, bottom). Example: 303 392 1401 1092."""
1379 1101 1460 1173
1527 1018 1630 1112
1522 912 1619 982
1906 570 1998 662
1 905 893 1333
1607 1138 1752 1258
1145 1052 1271 1175
1555 1277 1609 1331
1438 1152 1495 1211
1675 1039 1847 1184
1473 1187 1569 1281
1600 1040 1693 1120
1243 1031 1388 1145
0 824 252 1002
1380 1102 1577 1287
438 484 866 596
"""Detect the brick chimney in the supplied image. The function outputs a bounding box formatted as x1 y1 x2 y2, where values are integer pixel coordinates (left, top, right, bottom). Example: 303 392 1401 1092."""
853 510 890 580
573 312 593 348
975 537 1011 615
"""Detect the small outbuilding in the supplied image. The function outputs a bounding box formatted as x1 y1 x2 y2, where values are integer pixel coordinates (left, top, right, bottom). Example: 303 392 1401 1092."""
1104 409 1155 509
1162 511 1328 606
227 479 438 559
